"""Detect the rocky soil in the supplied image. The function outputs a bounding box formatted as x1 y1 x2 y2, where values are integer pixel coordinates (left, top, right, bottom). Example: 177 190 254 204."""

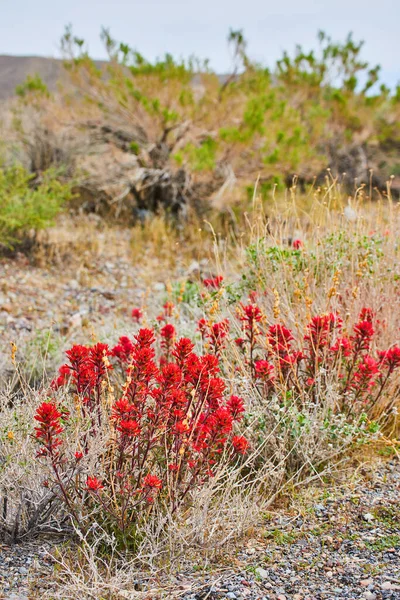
0 457 398 600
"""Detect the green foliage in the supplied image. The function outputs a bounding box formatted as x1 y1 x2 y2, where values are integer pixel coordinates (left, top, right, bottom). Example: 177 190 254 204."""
0 165 72 249
16 74 50 98
184 137 218 172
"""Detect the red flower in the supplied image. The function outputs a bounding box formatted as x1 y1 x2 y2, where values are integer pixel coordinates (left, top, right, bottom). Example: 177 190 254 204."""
268 324 294 355
306 313 341 349
292 239 303 249
112 398 136 421
254 360 275 383
359 308 374 323
142 474 162 489
353 321 374 339
74 451 83 461
134 328 155 348
209 320 230 353
117 419 141 437
172 338 194 362
173 420 189 435
131 308 143 323
378 346 400 371
352 320 374 351
86 476 104 492
34 402 63 432
209 407 233 434
160 323 176 342
239 303 263 325
235 337 245 348
51 364 71 389
278 353 303 370
353 356 380 392
232 436 249 455
330 337 352 357
112 336 134 362
226 395 245 420
197 318 208 339
34 402 64 456
203 275 223 289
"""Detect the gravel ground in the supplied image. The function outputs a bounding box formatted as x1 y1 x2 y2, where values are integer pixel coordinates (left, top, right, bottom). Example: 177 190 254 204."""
0 457 398 600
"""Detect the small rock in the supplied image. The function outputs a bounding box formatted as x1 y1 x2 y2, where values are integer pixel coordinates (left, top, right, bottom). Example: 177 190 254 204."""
363 513 375 522
226 593 237 599
276 595 286 600
186 261 200 276
363 593 376 600
69 279 80 290
69 312 83 328
360 579 373 587
256 567 269 579
381 582 393 590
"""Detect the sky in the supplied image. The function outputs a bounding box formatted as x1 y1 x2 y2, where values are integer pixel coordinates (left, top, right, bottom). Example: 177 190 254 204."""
0 0 398 87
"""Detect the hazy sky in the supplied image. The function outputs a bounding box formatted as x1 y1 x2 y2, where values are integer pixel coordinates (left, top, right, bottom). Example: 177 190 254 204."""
1 0 398 86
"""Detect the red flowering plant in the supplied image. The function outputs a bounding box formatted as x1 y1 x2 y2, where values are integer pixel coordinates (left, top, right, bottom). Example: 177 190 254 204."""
198 318 230 356
228 302 400 415
35 327 248 549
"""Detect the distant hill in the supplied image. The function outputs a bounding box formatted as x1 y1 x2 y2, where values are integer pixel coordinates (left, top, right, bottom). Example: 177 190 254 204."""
0 55 64 100
0 56 228 101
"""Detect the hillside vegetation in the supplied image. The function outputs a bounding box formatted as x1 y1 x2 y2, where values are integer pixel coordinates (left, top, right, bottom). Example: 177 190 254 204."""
0 28 399 250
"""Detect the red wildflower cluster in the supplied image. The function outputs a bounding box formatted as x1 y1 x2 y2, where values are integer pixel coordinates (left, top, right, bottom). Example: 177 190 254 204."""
232 436 249 455
156 301 175 322
268 324 294 355
34 401 64 457
352 320 374 351
36 326 248 539
230 300 399 409
203 275 223 289
131 308 143 323
111 336 135 363
239 303 263 328
305 313 341 350
378 346 400 372
198 318 230 356
292 239 303 249
53 343 112 400
236 303 264 375
352 356 380 394
254 359 275 385
86 476 104 492
160 323 176 362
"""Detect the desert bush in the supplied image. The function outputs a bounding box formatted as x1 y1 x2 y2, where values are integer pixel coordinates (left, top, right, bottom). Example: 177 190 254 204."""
0 163 72 250
7 28 399 224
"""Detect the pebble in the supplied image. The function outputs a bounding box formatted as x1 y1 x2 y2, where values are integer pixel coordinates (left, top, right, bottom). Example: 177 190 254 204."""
363 513 375 522
381 581 393 590
255 567 269 579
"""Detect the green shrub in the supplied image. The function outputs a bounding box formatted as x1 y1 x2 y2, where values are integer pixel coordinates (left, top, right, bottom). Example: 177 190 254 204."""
0 165 72 250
